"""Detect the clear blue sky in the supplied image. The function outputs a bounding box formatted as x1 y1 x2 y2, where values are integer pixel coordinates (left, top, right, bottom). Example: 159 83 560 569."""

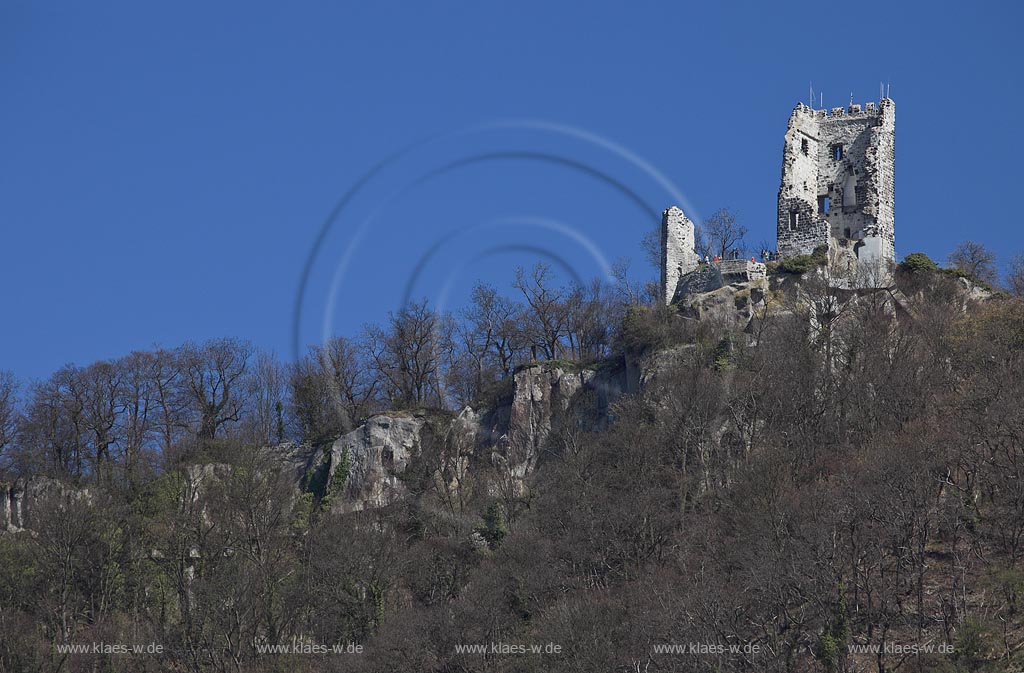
2 0 1021 381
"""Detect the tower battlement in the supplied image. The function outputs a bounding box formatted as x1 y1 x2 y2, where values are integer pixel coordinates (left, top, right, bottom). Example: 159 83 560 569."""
793 99 892 118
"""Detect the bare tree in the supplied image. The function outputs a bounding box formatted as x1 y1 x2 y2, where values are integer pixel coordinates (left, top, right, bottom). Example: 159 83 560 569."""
1006 253 1024 298
18 368 85 477
565 279 613 361
610 257 649 307
116 351 157 484
290 336 378 443
948 240 998 285
641 228 661 269
150 347 189 455
514 263 568 360
18 361 127 482
288 354 332 443
77 361 124 481
323 336 381 424
460 283 525 390
459 283 501 396
366 300 453 408
699 207 748 260
0 371 17 468
179 338 254 442
249 350 287 445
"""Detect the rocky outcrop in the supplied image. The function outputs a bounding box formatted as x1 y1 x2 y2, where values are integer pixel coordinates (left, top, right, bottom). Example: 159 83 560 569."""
325 412 428 514
1 477 92 533
496 362 626 477
314 361 628 512
1 480 21 532
673 260 767 302
677 277 769 330
952 276 993 306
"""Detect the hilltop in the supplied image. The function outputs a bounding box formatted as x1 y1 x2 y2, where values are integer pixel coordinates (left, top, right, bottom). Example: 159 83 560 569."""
3 256 1023 672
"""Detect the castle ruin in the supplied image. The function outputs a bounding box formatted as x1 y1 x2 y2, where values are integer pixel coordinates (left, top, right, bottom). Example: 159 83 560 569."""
777 98 895 284
660 206 699 303
661 96 895 304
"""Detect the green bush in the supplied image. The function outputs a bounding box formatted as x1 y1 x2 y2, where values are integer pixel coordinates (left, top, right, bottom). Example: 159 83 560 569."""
954 617 991 663
776 256 812 274
291 491 314 532
989 567 1024 615
616 303 689 355
512 358 612 375
816 632 839 673
318 446 349 511
476 502 508 550
776 245 828 274
899 252 939 273
299 441 336 512
332 446 350 488
474 375 514 409
942 266 994 291
712 337 734 371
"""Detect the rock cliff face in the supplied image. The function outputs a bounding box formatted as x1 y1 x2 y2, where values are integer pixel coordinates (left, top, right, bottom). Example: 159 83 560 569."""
1 477 91 533
1 480 22 532
312 360 629 513
326 413 427 514
0 358 650 529
500 362 626 476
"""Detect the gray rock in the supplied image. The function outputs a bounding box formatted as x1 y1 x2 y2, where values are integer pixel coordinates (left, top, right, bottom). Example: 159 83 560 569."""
327 413 427 513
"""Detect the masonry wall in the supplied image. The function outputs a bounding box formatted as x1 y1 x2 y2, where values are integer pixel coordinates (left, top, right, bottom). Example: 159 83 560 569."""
777 99 895 285
661 206 699 303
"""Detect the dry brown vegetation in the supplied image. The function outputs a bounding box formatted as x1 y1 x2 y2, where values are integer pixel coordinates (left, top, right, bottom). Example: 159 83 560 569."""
1 266 1023 672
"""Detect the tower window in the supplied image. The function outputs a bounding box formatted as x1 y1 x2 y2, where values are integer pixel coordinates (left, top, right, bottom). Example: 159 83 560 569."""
801 139 809 156
832 144 843 160
788 210 799 231
818 196 830 214
842 174 857 207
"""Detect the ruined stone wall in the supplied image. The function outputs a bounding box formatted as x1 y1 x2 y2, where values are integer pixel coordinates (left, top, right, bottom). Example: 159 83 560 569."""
777 103 823 257
673 265 722 299
866 99 896 267
672 260 766 301
777 99 895 285
660 205 699 304
718 258 767 283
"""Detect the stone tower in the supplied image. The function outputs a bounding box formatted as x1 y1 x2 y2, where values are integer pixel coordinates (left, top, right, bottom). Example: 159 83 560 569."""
660 205 699 303
777 98 895 285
